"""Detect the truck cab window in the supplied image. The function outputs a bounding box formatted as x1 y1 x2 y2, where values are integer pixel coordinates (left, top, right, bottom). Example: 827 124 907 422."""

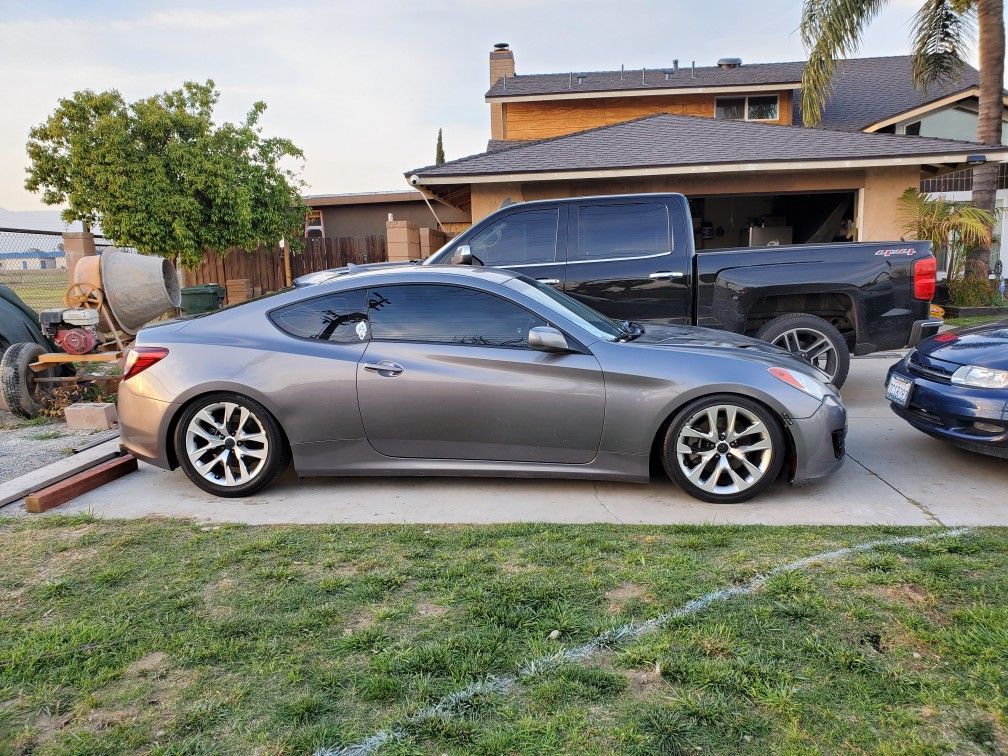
576 203 670 260
469 208 559 266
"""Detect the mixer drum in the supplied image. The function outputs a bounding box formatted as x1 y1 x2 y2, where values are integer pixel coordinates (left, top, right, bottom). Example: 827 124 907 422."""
72 251 181 335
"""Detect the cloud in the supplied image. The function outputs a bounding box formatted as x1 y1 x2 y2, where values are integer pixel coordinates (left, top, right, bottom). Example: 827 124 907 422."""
0 0 939 212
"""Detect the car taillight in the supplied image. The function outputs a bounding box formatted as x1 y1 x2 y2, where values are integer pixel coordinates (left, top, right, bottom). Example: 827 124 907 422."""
913 257 937 301
122 347 168 381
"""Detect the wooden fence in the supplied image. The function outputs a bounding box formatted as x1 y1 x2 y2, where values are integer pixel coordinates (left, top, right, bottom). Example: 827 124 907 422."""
183 235 387 299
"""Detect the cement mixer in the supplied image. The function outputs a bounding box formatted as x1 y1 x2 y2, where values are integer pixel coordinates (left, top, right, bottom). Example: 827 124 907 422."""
0 250 180 418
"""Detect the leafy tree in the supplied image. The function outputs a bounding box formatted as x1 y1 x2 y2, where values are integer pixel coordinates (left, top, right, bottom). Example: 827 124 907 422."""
25 80 307 268
800 0 1004 278
435 128 445 165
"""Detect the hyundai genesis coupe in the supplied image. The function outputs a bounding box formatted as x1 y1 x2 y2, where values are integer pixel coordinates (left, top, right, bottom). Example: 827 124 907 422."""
118 266 847 503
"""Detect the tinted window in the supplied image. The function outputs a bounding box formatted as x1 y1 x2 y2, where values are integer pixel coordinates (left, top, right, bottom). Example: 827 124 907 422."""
367 284 546 348
270 289 369 343
715 97 745 120
468 208 559 266
747 95 778 120
576 202 669 260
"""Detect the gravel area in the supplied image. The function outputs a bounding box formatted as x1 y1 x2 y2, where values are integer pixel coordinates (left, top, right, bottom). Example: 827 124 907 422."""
0 409 118 484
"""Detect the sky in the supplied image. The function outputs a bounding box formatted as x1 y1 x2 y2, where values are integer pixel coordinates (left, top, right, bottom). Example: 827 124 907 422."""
0 0 963 217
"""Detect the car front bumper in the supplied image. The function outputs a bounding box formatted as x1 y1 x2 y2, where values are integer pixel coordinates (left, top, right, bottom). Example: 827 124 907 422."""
790 394 847 484
887 360 1008 458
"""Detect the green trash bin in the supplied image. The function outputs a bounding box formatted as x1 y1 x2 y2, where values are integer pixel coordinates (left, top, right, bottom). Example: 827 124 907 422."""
180 284 225 315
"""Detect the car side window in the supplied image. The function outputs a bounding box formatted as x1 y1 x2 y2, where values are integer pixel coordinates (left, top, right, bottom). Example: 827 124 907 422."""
367 284 546 348
468 208 559 266
575 202 670 260
269 289 369 343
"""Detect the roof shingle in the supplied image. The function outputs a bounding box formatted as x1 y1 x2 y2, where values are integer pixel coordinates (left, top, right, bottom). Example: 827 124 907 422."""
410 113 995 179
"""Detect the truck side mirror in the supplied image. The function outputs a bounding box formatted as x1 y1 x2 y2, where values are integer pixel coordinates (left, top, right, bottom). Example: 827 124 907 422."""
451 244 473 265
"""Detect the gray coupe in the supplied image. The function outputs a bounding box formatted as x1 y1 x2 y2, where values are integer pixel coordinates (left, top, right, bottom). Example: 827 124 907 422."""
118 266 847 503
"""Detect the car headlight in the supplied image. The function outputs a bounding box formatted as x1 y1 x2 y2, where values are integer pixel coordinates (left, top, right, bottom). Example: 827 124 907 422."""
950 365 1008 389
768 366 827 400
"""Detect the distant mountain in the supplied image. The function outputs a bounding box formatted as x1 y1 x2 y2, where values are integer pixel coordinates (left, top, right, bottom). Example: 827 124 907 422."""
0 207 72 232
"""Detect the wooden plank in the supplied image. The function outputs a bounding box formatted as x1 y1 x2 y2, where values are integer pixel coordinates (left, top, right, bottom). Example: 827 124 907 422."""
25 454 138 513
30 352 121 371
0 438 120 507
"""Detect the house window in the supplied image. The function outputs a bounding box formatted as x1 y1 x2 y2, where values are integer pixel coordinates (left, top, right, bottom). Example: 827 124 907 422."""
715 94 780 121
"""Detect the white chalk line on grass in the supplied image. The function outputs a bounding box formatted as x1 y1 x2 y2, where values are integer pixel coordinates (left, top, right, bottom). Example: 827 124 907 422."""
316 528 972 756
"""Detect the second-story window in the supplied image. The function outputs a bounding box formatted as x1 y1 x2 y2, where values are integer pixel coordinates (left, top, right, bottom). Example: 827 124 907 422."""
715 94 779 122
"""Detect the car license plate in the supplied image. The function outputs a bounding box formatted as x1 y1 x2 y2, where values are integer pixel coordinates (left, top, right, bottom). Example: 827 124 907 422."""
886 374 913 407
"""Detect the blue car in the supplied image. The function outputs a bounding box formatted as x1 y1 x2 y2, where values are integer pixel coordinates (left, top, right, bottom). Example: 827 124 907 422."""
886 319 1008 459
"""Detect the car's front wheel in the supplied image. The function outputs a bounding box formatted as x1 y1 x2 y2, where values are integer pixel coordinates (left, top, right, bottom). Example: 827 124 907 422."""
174 393 289 497
662 395 785 503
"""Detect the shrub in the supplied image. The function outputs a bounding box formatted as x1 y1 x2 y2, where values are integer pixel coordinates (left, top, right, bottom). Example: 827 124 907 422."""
948 278 997 307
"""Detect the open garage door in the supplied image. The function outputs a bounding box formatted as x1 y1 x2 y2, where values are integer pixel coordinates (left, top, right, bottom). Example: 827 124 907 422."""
687 191 857 251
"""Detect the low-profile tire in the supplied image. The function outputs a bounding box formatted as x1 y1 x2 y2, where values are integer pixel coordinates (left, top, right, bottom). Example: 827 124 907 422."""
174 392 289 497
756 313 850 388
662 395 786 504
0 342 50 418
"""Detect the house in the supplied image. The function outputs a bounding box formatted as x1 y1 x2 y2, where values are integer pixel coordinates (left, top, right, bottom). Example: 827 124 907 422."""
302 190 469 238
0 249 65 270
406 45 1008 266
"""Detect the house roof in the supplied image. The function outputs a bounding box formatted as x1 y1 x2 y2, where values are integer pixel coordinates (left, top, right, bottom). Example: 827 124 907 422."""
409 113 1007 183
803 55 981 131
486 55 983 133
485 60 806 99
302 189 428 207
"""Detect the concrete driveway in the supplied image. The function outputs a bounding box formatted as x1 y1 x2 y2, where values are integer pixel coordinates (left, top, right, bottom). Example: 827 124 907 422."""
13 354 1008 526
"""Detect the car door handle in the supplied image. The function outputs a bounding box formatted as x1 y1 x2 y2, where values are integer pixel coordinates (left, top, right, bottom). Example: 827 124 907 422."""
649 271 684 280
362 361 404 376
536 278 560 285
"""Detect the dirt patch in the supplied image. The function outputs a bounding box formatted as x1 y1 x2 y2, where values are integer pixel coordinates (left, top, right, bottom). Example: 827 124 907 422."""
622 665 664 698
605 582 648 613
873 583 932 606
127 652 167 676
416 601 447 618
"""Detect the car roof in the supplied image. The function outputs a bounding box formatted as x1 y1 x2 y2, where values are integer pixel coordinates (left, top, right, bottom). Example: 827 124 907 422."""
321 263 520 287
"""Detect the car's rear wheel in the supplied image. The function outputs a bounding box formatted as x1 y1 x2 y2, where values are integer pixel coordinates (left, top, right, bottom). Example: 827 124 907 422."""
756 313 850 388
662 395 785 504
174 392 289 497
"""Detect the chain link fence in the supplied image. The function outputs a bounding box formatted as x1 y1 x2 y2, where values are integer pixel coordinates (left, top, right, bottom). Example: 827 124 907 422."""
0 227 130 312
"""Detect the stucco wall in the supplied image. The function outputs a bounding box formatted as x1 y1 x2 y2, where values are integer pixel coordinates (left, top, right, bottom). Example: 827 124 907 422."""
318 200 468 237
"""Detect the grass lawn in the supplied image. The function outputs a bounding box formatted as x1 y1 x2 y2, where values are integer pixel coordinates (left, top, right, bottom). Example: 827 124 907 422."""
944 315 1004 329
1 517 1006 755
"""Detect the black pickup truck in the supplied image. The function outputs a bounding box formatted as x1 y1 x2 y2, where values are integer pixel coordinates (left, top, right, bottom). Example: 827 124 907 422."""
298 193 941 387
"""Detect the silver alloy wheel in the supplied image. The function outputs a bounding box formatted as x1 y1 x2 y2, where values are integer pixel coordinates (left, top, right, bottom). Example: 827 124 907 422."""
770 327 838 381
675 404 773 495
184 401 269 487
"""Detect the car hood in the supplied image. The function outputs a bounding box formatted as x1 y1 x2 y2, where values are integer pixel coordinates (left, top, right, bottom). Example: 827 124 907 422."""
916 319 1008 370
293 261 416 287
629 324 831 380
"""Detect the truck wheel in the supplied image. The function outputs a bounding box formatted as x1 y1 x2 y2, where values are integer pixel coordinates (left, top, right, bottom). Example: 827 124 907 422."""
662 395 785 504
0 342 51 418
756 313 850 388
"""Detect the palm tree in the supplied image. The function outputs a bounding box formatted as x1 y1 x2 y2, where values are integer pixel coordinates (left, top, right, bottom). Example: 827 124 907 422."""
897 187 996 276
801 0 1004 278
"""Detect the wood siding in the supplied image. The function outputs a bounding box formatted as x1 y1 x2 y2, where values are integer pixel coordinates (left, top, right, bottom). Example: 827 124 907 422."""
502 89 793 140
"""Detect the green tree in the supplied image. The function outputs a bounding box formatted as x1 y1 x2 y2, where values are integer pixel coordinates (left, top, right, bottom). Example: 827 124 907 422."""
435 128 445 165
800 0 1004 278
25 80 307 268
897 187 996 274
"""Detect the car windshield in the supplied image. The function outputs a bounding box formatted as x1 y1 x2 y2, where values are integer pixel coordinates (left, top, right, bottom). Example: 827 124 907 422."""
508 276 624 341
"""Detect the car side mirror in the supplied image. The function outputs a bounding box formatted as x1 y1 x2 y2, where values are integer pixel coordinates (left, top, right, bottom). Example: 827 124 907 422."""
451 244 473 265
528 326 570 353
